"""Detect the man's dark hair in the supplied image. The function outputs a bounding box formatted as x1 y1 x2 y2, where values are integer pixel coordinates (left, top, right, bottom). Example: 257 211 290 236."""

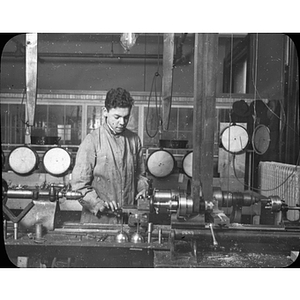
105 87 134 111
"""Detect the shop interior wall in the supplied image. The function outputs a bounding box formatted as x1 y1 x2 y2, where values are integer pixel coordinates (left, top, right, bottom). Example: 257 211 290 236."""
1 33 297 194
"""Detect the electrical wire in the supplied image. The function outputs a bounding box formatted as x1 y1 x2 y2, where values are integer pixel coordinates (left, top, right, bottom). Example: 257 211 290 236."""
249 34 299 137
145 35 162 139
145 72 162 138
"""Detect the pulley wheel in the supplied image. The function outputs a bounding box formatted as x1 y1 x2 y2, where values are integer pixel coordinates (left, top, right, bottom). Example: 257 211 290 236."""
220 124 249 154
8 146 39 175
182 151 193 178
146 149 175 178
43 147 72 176
252 124 271 155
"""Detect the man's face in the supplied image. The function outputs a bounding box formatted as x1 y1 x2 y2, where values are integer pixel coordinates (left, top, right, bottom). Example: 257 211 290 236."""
103 106 131 134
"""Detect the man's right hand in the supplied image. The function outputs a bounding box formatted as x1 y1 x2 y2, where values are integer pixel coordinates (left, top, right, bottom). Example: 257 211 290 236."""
92 200 107 215
92 200 119 216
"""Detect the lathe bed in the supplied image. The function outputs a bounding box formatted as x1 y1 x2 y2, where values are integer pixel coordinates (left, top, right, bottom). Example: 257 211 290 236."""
3 221 299 267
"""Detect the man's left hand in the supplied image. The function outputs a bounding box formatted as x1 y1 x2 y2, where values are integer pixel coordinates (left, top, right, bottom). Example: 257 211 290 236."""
135 189 146 200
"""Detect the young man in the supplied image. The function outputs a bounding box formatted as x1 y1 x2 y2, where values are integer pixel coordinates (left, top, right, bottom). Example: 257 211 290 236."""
71 88 149 223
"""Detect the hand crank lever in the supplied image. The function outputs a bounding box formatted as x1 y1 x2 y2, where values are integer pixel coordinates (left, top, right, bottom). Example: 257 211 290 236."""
209 223 218 247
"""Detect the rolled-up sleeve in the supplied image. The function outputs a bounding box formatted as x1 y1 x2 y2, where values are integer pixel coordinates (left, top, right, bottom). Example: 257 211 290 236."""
71 134 104 212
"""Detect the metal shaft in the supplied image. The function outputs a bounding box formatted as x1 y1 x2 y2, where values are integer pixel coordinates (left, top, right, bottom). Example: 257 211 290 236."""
13 223 18 240
35 222 43 240
158 229 162 244
147 223 153 243
209 223 218 247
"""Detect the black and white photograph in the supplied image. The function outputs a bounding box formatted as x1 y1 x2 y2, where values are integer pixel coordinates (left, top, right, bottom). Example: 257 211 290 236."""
0 3 299 299
1 31 299 267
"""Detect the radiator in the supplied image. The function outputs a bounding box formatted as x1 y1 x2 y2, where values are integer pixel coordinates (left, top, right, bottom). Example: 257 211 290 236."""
259 161 300 221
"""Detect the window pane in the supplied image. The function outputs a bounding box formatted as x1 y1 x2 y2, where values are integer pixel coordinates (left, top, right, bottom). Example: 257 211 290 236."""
1 104 25 144
65 105 82 145
87 106 102 135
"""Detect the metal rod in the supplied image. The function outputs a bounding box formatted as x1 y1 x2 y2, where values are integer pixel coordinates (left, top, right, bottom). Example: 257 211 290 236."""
7 190 34 198
35 222 43 240
287 207 300 210
147 223 153 243
13 223 18 240
2 52 163 60
158 229 162 244
209 223 218 247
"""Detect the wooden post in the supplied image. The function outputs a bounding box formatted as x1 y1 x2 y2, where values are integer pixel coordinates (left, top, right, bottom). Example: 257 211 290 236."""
25 33 38 144
162 33 174 131
192 33 218 214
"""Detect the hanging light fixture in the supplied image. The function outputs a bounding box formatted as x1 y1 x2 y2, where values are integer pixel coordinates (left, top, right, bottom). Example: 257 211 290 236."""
120 33 138 52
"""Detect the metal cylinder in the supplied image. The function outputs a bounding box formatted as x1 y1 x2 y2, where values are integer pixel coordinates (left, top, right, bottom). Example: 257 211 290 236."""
7 189 34 199
64 191 82 200
221 191 233 207
35 222 43 240
268 196 283 212
213 187 223 203
152 190 179 214
158 229 162 244
13 223 18 240
243 193 257 206
178 194 193 216
147 223 153 243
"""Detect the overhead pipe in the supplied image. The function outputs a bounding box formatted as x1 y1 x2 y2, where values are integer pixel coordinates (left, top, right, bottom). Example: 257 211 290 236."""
2 52 163 61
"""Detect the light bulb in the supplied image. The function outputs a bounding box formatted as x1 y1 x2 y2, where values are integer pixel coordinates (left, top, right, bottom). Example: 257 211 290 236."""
120 33 137 52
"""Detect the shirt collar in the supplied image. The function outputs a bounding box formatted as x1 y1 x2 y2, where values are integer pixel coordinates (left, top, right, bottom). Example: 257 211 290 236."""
105 120 124 136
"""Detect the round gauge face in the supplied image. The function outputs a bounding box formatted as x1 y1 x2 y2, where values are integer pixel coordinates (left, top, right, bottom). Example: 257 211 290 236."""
9 146 38 175
43 147 71 176
252 125 271 155
182 151 193 178
147 150 175 178
221 125 249 154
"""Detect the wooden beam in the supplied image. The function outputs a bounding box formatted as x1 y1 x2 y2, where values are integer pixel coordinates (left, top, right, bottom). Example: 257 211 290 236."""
162 33 174 131
192 34 219 214
25 33 38 144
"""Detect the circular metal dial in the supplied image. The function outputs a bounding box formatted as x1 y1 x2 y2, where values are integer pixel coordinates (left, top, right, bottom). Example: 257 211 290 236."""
8 146 38 175
146 150 175 178
221 125 249 154
252 125 271 155
182 151 193 178
43 147 71 176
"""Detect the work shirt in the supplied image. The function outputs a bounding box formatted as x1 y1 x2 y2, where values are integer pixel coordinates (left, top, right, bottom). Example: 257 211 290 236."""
71 122 148 223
